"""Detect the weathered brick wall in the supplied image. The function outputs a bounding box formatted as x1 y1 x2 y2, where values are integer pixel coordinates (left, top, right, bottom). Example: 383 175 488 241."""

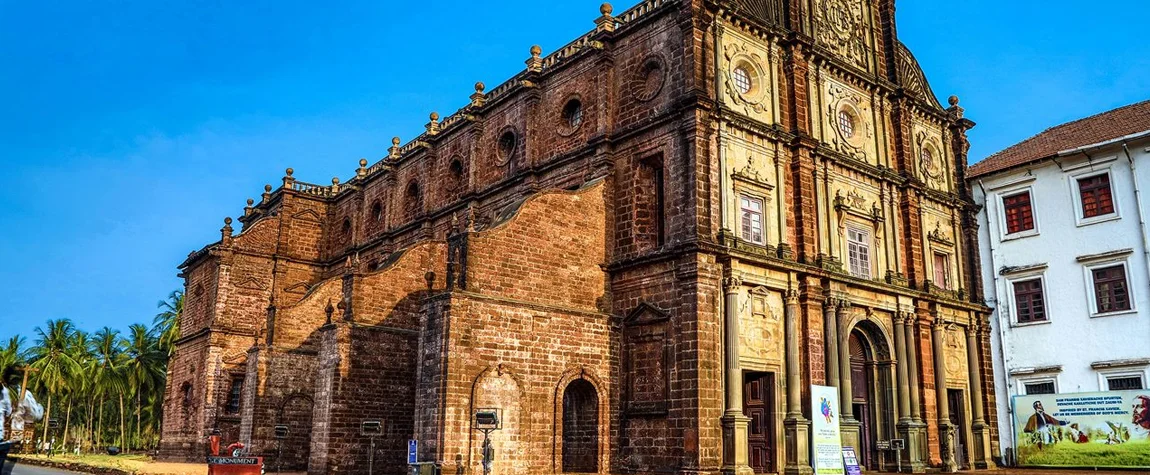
311 324 417 475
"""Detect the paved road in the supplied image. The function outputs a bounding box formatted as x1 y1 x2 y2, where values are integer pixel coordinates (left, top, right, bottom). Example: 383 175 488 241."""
2 461 83 475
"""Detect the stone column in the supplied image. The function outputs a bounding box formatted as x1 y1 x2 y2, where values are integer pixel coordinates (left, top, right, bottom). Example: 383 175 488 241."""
904 313 928 471
721 276 753 475
823 299 840 389
966 323 994 469
932 320 957 473
783 290 814 475
836 301 861 457
896 313 927 472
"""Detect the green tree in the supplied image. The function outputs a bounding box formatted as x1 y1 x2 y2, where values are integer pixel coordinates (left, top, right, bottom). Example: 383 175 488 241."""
154 290 183 356
124 323 163 451
29 319 83 440
0 335 27 387
91 327 127 449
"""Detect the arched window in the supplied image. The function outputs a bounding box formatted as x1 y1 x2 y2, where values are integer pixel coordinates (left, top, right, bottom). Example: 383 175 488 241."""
562 379 599 472
181 382 193 409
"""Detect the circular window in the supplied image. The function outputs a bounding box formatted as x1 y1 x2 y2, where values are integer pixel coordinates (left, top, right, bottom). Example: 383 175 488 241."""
733 66 753 95
498 130 517 161
634 56 667 101
837 110 856 139
921 145 942 179
562 99 583 129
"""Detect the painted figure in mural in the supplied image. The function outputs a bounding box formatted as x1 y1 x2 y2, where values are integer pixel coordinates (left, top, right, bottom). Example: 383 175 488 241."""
1023 401 1067 448
1133 395 1150 431
1067 423 1089 444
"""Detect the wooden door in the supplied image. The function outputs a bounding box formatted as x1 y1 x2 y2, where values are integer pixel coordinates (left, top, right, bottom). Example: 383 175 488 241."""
947 389 968 469
744 373 776 473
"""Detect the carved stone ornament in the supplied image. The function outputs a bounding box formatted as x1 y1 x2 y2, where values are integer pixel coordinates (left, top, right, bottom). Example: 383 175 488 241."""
731 155 775 192
723 43 771 115
928 221 955 247
815 0 867 68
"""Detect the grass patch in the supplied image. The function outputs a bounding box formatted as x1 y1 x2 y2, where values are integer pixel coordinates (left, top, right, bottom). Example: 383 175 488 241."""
1018 440 1150 468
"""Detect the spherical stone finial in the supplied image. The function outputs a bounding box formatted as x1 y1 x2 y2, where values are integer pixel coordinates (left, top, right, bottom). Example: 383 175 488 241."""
285 168 294 177
475 82 486 93
530 45 542 57
332 177 340 185
265 184 273 192
360 158 368 167
224 217 233 225
948 95 960 106
430 112 440 121
392 137 401 146
601 3 613 15
247 198 255 206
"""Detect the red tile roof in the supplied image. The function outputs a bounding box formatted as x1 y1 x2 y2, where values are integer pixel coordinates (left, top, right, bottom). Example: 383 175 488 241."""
968 100 1150 178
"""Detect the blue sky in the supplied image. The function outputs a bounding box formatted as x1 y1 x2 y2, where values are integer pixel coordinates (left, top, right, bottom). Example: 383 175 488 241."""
1 0 1148 343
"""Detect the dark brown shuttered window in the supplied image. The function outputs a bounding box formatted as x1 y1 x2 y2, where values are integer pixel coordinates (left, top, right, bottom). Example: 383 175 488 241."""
1024 382 1056 395
1079 174 1115 218
1013 279 1046 323
1093 265 1132 313
1003 191 1035 235
1107 376 1144 391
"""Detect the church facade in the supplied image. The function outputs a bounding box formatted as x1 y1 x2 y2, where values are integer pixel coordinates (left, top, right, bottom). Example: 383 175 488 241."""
159 1 998 473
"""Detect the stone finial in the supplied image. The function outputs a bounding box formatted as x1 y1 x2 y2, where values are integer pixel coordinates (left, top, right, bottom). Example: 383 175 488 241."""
324 300 334 325
947 95 964 120
262 184 273 203
596 3 616 33
244 198 255 216
331 177 341 193
389 137 402 160
221 217 234 242
283 168 295 187
427 111 441 135
526 45 544 72
357 158 368 177
470 82 487 108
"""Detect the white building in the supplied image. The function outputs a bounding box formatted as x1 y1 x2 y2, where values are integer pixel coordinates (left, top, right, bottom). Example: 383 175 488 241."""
968 101 1150 463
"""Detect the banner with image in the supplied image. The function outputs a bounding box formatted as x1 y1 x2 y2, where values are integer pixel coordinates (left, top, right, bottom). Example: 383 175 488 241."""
811 385 844 475
1012 390 1150 468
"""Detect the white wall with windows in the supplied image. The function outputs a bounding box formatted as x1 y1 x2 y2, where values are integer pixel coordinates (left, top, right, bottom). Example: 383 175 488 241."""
974 133 1150 459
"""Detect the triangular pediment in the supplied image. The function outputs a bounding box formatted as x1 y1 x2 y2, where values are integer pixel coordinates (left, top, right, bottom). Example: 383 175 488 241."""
291 209 323 223
284 282 311 294
235 277 266 291
625 302 670 326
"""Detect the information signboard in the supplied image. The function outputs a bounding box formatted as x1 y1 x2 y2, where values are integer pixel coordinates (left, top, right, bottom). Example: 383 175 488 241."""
811 385 844 475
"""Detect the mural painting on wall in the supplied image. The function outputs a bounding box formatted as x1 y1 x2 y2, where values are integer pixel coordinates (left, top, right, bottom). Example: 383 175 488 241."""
1012 391 1150 468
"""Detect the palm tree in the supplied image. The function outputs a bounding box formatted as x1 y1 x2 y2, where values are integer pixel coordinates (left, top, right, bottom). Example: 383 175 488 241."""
29 319 83 442
91 327 127 449
62 329 93 451
124 323 163 451
154 290 183 356
0 335 27 387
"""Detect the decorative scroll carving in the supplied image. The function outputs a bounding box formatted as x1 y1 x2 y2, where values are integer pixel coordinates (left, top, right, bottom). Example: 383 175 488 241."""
895 42 944 110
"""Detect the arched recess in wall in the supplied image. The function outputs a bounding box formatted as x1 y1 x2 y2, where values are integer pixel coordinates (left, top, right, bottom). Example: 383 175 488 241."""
404 180 423 221
469 365 525 475
552 368 606 473
276 392 314 472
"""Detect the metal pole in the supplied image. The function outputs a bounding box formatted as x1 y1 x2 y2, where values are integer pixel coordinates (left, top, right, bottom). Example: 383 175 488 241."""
482 430 492 475
368 435 375 475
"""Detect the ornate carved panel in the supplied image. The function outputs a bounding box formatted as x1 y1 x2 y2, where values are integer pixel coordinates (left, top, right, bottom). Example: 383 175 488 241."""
624 303 671 416
944 326 968 385
814 0 868 68
739 287 784 364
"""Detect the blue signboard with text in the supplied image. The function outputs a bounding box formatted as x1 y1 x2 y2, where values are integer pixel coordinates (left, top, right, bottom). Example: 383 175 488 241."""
407 439 418 464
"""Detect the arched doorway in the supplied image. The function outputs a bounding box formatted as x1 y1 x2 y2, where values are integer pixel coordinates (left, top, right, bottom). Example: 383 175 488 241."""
561 379 599 473
848 321 895 470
